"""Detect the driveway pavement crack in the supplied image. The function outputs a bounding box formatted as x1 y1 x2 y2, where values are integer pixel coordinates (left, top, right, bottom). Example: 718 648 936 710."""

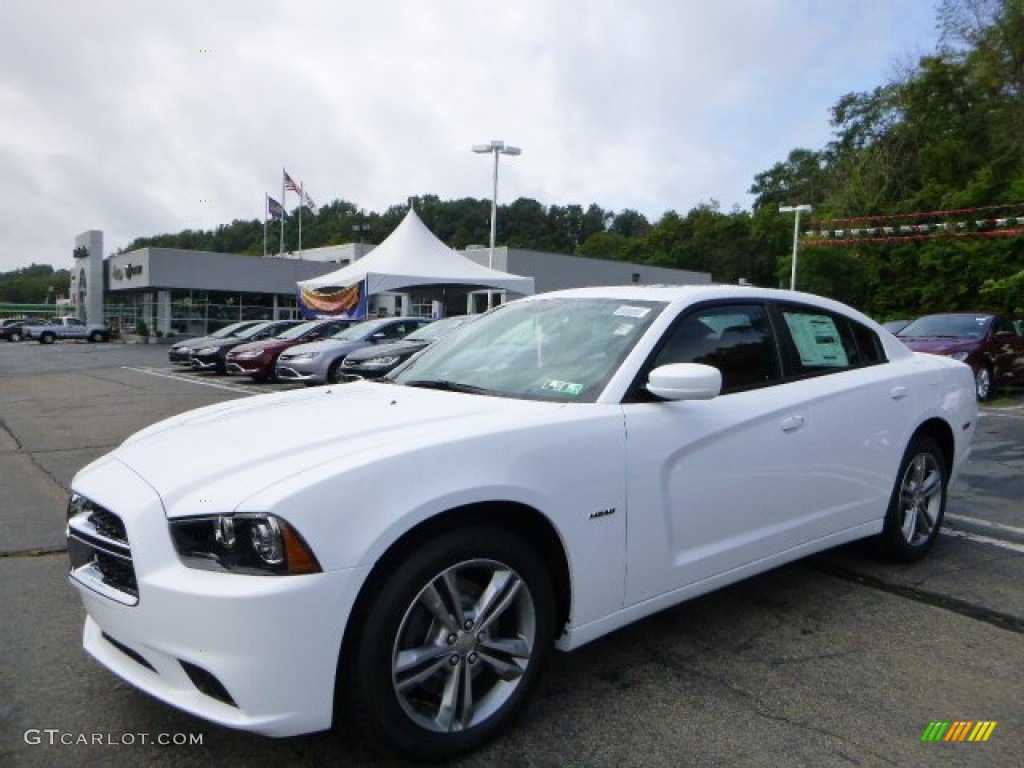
811 560 1024 634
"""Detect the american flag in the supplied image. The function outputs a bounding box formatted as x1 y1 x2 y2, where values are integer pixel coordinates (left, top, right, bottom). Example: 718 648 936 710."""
284 171 301 195
303 190 318 214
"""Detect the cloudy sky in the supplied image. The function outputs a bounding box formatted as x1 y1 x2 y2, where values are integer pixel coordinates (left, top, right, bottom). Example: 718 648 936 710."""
1 0 942 273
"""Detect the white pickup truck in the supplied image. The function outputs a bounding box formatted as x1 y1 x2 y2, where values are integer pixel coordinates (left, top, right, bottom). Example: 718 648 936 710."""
23 316 112 344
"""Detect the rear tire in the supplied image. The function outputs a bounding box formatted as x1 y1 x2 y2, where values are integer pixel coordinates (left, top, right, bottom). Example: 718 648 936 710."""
89 331 103 343
10 331 22 342
39 332 56 345
876 434 947 562
345 526 555 760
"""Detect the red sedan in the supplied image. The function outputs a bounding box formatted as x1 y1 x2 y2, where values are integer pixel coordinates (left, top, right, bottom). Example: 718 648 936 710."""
897 312 1024 400
225 318 354 381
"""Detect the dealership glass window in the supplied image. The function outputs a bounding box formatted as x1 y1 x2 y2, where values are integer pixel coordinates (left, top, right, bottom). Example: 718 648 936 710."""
108 289 299 336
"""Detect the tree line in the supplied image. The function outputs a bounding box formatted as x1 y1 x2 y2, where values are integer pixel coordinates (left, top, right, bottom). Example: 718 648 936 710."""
4 0 1022 317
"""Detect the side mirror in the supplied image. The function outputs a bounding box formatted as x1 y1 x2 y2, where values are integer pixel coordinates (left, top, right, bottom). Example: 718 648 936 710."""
646 363 722 401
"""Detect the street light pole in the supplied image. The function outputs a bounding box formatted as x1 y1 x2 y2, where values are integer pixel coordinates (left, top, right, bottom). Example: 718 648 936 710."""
779 204 812 290
472 139 521 309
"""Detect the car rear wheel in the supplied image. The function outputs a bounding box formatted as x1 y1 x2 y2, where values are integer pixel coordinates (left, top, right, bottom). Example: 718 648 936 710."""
975 365 993 401
88 331 104 343
346 526 555 760
39 332 56 345
9 331 22 342
877 434 947 562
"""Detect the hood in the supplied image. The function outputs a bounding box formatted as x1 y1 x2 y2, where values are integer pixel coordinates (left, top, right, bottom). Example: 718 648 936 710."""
229 338 290 354
171 335 215 350
344 339 426 362
280 338 369 357
110 383 550 518
899 336 977 356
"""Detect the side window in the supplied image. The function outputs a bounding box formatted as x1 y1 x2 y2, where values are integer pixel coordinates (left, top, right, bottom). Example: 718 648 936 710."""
653 304 781 393
779 306 883 375
993 316 1015 335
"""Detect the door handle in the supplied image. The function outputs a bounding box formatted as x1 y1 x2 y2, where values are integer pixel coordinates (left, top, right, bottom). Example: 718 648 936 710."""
890 386 908 400
780 415 804 432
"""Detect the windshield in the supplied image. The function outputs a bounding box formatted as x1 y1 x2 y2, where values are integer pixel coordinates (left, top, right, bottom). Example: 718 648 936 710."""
391 297 666 402
405 316 472 342
277 321 324 340
898 314 991 339
209 321 251 339
236 322 273 339
332 318 396 341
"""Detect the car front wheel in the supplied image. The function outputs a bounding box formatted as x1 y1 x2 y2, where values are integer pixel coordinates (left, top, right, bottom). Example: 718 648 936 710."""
877 434 947 562
975 365 993 401
347 526 555 760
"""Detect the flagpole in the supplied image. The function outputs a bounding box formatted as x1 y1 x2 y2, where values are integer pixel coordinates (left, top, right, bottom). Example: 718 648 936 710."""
263 194 268 258
298 181 303 259
280 168 286 257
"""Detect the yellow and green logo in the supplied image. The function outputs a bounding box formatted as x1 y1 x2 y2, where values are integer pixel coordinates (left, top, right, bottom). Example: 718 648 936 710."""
921 721 997 742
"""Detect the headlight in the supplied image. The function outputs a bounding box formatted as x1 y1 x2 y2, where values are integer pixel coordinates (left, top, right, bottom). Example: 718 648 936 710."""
360 355 401 368
283 351 320 361
232 349 263 359
194 346 217 355
169 513 321 575
948 352 970 362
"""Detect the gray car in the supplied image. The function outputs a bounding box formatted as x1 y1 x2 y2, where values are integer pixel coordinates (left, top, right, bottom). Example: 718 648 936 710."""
275 317 432 385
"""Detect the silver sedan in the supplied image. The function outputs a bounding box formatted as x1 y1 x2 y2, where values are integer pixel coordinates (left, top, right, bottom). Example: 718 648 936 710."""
275 317 432 384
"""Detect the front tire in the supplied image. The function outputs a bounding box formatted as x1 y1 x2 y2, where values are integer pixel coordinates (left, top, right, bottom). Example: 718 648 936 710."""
975 365 994 401
9 331 22 342
347 526 555 760
877 434 947 562
39 332 56 345
326 359 344 384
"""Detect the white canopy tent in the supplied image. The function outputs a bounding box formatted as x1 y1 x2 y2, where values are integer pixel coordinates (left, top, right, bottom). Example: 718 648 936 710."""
297 208 534 318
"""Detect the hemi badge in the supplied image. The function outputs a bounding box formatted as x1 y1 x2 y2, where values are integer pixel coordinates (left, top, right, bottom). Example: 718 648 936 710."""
589 508 616 520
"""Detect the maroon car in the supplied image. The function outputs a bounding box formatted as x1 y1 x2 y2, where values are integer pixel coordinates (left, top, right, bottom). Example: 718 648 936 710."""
897 312 1024 400
225 318 355 381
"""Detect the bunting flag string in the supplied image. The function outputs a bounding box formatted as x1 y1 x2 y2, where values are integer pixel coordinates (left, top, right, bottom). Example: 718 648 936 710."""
802 203 1024 246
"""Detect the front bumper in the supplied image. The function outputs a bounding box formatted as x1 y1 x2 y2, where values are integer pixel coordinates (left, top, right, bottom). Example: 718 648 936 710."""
274 359 327 384
68 458 370 737
225 360 266 376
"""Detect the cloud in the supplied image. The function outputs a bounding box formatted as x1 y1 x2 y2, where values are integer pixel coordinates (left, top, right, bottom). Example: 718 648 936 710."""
0 0 940 272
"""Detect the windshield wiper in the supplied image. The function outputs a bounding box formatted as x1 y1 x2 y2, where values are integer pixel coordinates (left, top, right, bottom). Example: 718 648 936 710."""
401 379 493 395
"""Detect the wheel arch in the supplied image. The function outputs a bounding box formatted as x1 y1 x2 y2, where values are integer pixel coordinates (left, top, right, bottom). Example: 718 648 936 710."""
334 500 572 716
911 417 955 472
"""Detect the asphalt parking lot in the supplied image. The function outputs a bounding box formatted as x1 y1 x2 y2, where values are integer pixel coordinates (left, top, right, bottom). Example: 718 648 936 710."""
1 341 1022 767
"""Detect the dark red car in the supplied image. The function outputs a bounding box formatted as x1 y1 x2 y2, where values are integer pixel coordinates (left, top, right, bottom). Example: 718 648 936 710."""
897 312 1024 400
225 318 355 381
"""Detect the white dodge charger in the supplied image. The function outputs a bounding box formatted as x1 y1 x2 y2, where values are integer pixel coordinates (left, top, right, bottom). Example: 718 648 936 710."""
66 285 976 759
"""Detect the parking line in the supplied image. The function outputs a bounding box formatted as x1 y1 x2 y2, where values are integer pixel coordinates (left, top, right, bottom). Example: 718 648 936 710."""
121 366 265 395
941 528 1024 554
946 514 1024 537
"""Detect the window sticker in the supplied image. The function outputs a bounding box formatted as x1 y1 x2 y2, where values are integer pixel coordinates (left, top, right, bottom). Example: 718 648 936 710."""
614 306 651 318
613 323 634 336
542 379 585 396
784 313 849 368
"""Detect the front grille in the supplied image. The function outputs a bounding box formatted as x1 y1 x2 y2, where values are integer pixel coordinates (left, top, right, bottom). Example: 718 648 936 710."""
89 507 127 542
67 498 139 606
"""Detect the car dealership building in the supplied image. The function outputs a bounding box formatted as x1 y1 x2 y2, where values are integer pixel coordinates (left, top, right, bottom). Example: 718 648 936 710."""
70 229 711 337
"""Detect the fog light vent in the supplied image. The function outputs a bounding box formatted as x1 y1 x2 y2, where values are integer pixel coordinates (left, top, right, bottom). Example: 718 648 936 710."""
179 660 237 707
